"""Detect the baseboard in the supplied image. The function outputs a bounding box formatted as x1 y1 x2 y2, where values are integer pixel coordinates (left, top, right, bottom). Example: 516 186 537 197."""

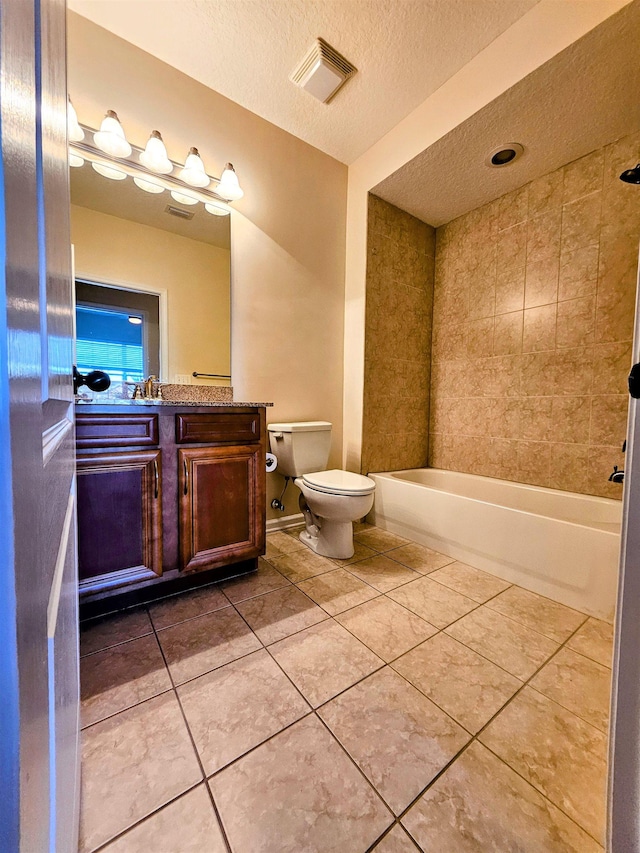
266 513 305 533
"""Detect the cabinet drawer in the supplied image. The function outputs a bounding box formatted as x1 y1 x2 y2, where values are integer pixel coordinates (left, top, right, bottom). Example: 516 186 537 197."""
175 412 260 444
76 413 159 449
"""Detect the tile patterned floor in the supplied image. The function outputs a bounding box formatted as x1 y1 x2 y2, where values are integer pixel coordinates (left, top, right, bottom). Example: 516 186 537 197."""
79 524 612 852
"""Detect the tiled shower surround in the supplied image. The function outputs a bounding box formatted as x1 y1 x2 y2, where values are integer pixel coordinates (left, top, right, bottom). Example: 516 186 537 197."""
364 130 640 499
362 196 435 473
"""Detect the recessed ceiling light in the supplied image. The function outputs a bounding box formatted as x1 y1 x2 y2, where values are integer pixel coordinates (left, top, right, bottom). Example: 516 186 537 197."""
486 143 524 167
128 315 143 325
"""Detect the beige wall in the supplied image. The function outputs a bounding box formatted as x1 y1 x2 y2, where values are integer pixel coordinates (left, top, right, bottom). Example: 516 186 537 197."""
362 196 435 473
429 131 640 499
68 13 348 520
71 204 230 384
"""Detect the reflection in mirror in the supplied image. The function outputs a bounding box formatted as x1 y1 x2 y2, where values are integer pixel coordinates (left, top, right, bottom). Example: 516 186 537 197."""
70 158 231 392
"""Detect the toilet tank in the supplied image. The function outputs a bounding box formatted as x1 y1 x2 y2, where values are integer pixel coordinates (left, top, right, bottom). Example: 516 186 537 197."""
268 421 332 477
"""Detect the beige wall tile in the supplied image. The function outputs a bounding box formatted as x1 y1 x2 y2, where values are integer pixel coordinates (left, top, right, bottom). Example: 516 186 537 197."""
528 170 563 218
561 192 602 253
519 397 553 442
587 444 626 499
467 317 494 359
592 342 632 395
495 266 526 314
563 149 605 204
497 222 527 270
551 396 591 445
558 244 599 302
493 312 523 356
523 304 557 353
548 443 590 494
527 209 561 264
524 257 559 308
556 296 596 349
516 441 551 487
590 395 629 447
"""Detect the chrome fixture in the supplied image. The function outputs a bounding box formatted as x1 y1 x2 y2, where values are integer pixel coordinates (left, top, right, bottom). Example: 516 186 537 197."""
67 101 244 215
609 466 625 484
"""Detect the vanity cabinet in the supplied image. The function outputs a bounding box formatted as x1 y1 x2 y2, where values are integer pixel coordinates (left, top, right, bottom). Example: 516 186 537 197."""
77 449 162 595
76 405 267 612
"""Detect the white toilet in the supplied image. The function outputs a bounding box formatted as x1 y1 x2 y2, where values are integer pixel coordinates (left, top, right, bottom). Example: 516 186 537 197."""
268 421 375 559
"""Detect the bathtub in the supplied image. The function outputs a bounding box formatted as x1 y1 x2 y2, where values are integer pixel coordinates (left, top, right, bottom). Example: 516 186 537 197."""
369 468 622 621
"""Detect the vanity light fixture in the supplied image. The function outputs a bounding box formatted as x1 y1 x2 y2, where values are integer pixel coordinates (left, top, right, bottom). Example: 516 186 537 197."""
67 100 245 217
179 148 210 188
68 99 85 166
216 164 244 201
91 162 127 181
170 189 199 205
139 131 173 174
133 176 165 194
67 98 84 142
94 110 132 158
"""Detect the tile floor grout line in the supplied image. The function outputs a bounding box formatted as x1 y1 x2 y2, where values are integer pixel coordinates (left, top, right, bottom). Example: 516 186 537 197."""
312 710 397 829
466 616 607 844
88 780 204 853
150 608 236 853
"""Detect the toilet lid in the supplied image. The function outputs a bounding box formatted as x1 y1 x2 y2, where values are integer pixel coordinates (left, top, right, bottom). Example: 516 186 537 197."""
302 469 376 496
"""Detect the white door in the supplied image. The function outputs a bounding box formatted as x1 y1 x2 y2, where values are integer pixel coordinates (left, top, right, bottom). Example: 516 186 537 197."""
0 0 79 850
608 244 640 852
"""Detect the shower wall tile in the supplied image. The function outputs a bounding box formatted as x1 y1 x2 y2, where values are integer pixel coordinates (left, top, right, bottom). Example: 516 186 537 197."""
429 130 640 500
363 194 435 474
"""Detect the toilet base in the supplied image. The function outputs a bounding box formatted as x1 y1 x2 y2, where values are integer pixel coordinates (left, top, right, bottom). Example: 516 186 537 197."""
299 520 355 560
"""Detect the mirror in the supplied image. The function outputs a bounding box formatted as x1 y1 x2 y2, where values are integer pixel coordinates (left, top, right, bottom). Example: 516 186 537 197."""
70 160 231 388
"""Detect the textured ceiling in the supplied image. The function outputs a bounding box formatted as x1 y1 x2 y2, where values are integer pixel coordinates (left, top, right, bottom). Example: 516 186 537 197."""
71 165 231 249
373 1 640 225
67 0 540 164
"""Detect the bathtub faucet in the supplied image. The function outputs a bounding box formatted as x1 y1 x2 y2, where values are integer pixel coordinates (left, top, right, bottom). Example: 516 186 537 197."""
609 466 625 484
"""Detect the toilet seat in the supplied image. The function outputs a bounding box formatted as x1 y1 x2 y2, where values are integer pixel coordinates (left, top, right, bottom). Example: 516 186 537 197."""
301 469 376 497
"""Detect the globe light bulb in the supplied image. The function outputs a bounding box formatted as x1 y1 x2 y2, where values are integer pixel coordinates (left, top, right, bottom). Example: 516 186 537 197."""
170 189 199 205
216 163 243 201
92 162 127 181
67 97 84 142
133 176 164 194
179 147 210 188
93 110 132 158
204 201 230 216
139 130 172 174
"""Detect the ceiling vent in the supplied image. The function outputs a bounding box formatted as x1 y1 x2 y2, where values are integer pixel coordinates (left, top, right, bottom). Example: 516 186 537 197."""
165 205 195 220
290 38 356 104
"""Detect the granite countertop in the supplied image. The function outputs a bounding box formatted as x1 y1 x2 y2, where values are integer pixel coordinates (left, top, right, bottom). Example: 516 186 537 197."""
75 398 273 407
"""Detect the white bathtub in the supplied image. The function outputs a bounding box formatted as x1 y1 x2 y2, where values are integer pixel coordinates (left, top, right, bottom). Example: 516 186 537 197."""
370 468 622 621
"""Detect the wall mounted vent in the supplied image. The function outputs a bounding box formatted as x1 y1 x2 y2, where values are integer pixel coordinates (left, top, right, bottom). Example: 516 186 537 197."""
165 205 195 220
290 38 356 104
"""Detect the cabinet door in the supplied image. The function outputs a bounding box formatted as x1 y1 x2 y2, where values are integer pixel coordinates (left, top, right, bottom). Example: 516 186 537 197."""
179 444 265 572
77 449 162 594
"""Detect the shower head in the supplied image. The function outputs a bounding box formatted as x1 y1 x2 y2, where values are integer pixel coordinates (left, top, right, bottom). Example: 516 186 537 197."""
620 163 640 184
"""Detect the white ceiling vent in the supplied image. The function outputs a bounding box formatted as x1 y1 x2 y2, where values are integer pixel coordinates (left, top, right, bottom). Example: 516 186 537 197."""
290 38 356 104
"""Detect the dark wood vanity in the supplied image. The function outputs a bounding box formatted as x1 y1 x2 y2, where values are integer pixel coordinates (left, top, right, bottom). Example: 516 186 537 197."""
76 403 267 616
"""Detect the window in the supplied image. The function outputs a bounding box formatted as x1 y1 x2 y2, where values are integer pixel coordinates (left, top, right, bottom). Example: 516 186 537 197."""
76 305 145 383
75 280 160 383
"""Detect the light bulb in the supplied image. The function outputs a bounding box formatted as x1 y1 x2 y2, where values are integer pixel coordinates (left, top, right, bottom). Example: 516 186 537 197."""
139 130 172 174
216 163 244 201
179 147 210 188
67 97 84 142
69 153 84 168
133 176 165 194
204 201 230 216
170 189 199 205
92 162 127 180
93 110 132 158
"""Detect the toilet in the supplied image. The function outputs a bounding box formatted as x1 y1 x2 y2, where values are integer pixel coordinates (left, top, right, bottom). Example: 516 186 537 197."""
268 421 375 559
